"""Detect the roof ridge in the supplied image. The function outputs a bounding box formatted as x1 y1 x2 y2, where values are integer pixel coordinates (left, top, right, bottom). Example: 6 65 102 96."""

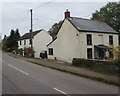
19 29 43 40
67 17 117 34
69 17 92 21
69 17 105 23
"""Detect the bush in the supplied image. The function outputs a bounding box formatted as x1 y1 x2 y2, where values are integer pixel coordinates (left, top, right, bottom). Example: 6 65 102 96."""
6 48 12 52
72 58 120 74
23 47 35 58
17 48 23 55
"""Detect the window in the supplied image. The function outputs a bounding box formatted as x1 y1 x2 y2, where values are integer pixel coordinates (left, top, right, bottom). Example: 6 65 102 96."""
49 48 53 55
87 48 92 59
109 35 113 45
87 34 92 45
24 40 26 45
118 35 120 45
20 40 21 45
29 39 32 45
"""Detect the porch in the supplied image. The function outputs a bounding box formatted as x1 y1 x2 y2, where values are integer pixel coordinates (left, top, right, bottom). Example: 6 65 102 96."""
94 45 113 60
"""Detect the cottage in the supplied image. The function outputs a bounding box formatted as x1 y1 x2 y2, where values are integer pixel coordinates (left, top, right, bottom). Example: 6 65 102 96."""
47 10 119 63
18 29 52 57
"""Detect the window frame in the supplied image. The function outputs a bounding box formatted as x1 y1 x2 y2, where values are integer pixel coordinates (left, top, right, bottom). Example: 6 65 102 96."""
87 48 92 59
109 35 113 45
86 34 92 45
49 48 53 55
24 39 26 45
20 40 21 45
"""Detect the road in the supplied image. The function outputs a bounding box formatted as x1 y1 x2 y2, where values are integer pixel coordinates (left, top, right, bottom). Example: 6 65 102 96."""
2 53 119 95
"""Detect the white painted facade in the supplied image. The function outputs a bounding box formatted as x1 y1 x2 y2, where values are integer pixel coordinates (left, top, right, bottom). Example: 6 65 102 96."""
48 19 119 63
18 30 52 58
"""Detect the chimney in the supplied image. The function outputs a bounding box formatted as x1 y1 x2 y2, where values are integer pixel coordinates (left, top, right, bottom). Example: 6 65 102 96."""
98 16 106 22
64 9 70 18
4 35 6 38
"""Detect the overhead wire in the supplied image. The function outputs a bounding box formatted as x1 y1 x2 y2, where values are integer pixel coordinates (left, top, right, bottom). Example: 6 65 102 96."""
33 0 55 10
14 11 29 29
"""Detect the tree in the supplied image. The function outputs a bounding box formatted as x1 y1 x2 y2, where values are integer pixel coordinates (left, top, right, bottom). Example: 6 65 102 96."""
91 2 120 33
15 29 20 48
2 29 21 52
15 29 20 40
48 20 63 40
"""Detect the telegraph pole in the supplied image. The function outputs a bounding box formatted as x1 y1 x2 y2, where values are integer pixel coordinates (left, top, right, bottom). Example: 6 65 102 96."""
30 9 33 49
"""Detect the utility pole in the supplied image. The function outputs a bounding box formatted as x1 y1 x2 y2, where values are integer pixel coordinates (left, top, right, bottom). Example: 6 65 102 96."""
30 9 33 49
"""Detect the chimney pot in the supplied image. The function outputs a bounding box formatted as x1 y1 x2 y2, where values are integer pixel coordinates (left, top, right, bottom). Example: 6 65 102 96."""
64 9 70 18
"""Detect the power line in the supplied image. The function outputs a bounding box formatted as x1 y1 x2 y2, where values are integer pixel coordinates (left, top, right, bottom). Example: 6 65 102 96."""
15 11 29 28
33 0 54 10
13 0 54 32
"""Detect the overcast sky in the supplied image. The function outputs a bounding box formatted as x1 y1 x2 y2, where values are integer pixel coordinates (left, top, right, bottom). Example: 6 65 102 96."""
0 0 118 38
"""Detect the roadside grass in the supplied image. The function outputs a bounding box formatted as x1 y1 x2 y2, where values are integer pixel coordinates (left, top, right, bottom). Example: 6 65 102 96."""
27 60 120 87
87 67 120 76
10 54 119 76
34 57 72 66
33 57 119 76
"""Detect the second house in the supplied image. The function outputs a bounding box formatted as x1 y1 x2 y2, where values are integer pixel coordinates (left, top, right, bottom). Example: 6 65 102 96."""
18 29 52 58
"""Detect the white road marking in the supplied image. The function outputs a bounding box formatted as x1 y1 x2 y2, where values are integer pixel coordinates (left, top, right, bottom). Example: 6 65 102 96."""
8 64 29 76
0 59 2 62
53 88 69 95
0 60 4 63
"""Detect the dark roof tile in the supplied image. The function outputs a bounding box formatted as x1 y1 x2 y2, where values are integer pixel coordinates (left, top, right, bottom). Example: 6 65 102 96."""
19 29 42 40
68 17 118 34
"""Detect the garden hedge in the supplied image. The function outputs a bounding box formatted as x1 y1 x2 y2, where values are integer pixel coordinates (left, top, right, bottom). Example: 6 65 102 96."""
72 58 120 73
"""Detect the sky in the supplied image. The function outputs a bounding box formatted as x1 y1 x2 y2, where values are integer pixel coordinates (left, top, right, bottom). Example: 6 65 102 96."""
0 0 119 38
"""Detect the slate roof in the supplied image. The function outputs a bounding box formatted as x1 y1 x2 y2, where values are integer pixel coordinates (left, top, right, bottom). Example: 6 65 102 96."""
68 17 118 34
19 29 42 40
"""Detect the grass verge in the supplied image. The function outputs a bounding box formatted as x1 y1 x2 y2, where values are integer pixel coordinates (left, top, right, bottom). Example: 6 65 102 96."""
27 60 120 87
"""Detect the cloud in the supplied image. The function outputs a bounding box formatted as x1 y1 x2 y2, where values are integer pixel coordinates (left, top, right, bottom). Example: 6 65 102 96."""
1 2 108 38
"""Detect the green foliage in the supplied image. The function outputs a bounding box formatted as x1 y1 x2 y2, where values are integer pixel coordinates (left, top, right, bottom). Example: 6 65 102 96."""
91 2 120 33
2 29 20 52
23 47 35 58
72 58 120 74
48 20 63 40
28 60 120 86
6 48 12 52
108 45 120 61
17 48 23 55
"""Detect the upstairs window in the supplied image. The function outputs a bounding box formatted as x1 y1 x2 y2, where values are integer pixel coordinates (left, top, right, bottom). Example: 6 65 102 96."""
118 35 120 45
20 40 21 45
24 40 26 45
49 48 53 55
29 39 32 45
109 35 113 45
87 34 92 45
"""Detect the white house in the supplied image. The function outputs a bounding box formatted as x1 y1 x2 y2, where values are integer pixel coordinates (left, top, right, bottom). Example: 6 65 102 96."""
47 10 119 63
18 29 52 57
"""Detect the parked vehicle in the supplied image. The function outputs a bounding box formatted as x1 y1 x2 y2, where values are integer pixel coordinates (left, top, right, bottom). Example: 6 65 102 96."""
40 50 47 59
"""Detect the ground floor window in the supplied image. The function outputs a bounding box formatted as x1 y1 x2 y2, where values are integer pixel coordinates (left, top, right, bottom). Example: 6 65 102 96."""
49 48 53 55
87 48 92 59
20 40 21 45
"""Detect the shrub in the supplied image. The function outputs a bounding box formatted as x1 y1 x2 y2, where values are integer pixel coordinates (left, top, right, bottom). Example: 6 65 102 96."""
23 47 35 58
72 58 120 74
17 48 23 55
6 48 12 52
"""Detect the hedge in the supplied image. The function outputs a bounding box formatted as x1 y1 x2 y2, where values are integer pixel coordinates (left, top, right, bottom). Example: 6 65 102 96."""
72 58 120 74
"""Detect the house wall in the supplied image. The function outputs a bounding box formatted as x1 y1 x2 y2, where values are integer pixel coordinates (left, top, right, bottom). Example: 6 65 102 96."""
48 19 79 62
18 39 31 49
33 30 52 58
48 19 119 63
77 32 118 60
